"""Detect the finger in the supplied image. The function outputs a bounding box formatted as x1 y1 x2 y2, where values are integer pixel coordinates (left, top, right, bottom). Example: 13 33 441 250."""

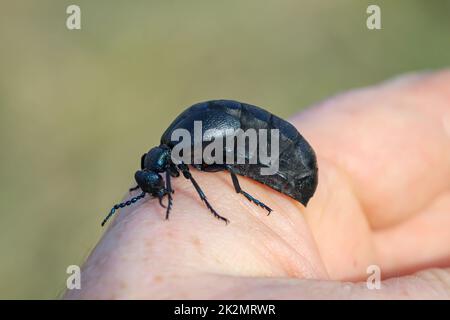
291 70 450 229
374 191 450 277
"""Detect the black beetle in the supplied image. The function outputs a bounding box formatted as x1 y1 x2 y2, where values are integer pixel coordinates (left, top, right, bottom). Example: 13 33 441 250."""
102 100 318 226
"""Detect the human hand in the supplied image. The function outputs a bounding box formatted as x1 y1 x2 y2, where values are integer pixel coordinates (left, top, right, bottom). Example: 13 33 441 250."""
65 70 450 299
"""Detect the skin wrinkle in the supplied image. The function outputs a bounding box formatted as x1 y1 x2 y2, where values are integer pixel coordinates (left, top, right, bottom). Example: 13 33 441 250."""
129 271 450 299
254 194 326 279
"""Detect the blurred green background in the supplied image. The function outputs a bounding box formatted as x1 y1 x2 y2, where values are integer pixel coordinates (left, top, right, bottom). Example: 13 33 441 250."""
0 0 449 299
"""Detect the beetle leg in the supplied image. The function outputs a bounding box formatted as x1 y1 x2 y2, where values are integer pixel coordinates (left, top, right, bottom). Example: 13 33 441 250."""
178 163 229 224
227 167 273 215
165 171 173 219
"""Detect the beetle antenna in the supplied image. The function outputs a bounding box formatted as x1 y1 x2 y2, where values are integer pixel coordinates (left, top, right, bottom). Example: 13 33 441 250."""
101 192 146 227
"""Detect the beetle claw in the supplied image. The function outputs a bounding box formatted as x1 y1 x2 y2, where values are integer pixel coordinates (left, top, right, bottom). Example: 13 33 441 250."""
158 196 166 208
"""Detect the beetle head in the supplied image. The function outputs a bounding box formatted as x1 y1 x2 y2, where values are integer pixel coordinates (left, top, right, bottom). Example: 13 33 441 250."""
134 169 164 195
